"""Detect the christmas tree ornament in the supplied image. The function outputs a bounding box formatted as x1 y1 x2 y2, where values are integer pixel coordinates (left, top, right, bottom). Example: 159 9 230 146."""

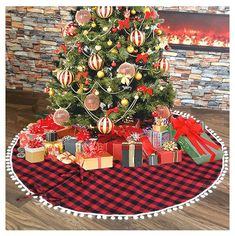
131 9 136 14
84 79 90 85
97 70 105 78
134 94 139 100
107 86 112 92
102 26 109 32
117 62 136 78
107 39 113 46
130 29 145 47
49 88 55 96
57 69 74 87
135 71 142 80
145 7 158 20
75 10 91 25
155 29 163 36
143 7 151 13
145 25 150 30
127 45 134 53
94 90 99 96
63 22 77 37
111 61 117 67
159 86 164 91
111 27 118 33
111 48 118 54
156 58 170 73
97 116 113 134
44 87 50 93
84 93 100 111
165 45 171 51
154 105 171 118
91 22 97 28
77 84 84 93
121 98 129 106
116 42 122 49
53 108 70 126
96 6 113 18
77 65 86 72
88 54 104 70
95 45 102 51
124 9 130 18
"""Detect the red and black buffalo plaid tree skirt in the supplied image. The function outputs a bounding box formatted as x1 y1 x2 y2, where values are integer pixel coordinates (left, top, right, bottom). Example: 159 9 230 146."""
10 133 224 217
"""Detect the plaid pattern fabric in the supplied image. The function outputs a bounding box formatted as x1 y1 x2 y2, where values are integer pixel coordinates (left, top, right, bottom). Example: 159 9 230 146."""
11 132 222 215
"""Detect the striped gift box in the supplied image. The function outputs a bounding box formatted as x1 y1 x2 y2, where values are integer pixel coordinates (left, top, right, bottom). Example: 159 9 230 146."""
146 130 170 148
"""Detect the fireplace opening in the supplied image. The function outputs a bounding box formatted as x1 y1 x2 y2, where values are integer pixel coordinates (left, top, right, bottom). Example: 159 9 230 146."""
158 10 229 52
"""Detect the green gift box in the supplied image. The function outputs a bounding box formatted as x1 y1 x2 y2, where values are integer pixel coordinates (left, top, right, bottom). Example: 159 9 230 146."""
168 120 223 165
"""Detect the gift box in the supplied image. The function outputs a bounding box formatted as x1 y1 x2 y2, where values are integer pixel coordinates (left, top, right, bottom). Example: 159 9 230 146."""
169 117 223 165
57 151 76 164
146 129 170 148
122 142 143 167
56 126 78 138
148 153 158 166
24 139 45 163
152 124 168 132
63 137 78 156
43 140 63 156
157 149 183 164
19 131 43 148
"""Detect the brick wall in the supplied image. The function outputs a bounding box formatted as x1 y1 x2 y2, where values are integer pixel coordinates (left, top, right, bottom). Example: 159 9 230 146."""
6 6 230 110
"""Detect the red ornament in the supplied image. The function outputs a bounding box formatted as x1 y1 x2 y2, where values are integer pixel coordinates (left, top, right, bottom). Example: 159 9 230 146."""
88 54 104 71
97 116 113 134
165 45 171 51
130 29 145 47
53 108 70 126
112 27 118 33
111 61 117 67
84 79 90 85
96 6 113 18
116 42 122 48
63 22 77 37
57 70 74 87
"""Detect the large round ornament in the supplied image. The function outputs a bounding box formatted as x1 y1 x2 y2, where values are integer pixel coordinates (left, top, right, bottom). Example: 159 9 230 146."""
84 94 100 111
156 58 170 73
130 29 145 47
57 70 74 87
63 22 77 37
75 9 91 25
88 54 104 71
153 105 171 119
96 6 113 18
53 108 70 126
117 62 136 78
97 116 113 134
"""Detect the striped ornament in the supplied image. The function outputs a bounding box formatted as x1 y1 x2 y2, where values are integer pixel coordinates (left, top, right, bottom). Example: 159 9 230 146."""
96 6 113 18
157 58 170 73
130 30 145 47
57 70 74 87
63 22 77 37
88 54 104 71
97 117 113 134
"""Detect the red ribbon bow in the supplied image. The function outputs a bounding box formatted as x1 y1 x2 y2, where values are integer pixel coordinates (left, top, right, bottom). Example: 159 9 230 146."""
106 107 119 116
53 43 67 54
75 71 89 81
145 9 157 20
118 18 130 30
171 116 220 162
81 140 104 158
136 85 153 96
28 139 43 148
136 53 149 63
29 124 45 134
37 115 64 131
76 129 91 141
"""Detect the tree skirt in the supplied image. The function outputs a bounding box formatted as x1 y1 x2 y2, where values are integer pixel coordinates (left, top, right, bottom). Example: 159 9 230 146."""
6 111 229 220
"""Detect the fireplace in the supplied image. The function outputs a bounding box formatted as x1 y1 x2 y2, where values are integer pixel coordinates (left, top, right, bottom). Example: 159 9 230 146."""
158 10 229 52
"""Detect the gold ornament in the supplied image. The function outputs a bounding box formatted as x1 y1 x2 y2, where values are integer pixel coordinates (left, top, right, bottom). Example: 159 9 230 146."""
94 90 99 95
77 65 85 72
91 22 96 28
127 45 134 53
77 83 84 93
111 48 118 54
49 88 55 96
131 9 136 14
155 45 161 51
155 29 163 36
107 86 112 93
134 95 139 100
143 7 151 13
121 98 129 106
135 72 142 80
95 45 102 51
83 30 89 35
97 70 105 78
107 39 113 46
92 6 97 11
103 26 108 32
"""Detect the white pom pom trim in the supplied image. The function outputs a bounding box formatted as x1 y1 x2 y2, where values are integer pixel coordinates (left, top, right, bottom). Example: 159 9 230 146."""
5 111 228 220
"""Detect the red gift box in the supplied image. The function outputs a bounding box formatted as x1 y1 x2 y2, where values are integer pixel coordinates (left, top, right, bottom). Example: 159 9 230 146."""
157 149 183 164
19 131 44 148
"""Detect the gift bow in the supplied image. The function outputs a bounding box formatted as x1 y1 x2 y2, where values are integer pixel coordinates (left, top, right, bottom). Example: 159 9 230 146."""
136 53 149 63
118 18 130 29
136 85 153 96
36 115 64 131
162 141 178 151
28 139 43 148
117 73 131 85
145 9 157 20
171 116 220 162
76 129 90 141
75 71 88 81
29 124 45 134
81 140 103 158
106 107 119 116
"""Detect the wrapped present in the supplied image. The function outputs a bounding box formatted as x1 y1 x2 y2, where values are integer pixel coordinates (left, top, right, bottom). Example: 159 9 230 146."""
56 125 81 138
63 137 78 156
57 152 76 164
145 129 170 148
157 149 183 164
169 116 223 165
152 124 168 132
76 140 113 170
148 153 158 166
122 142 143 167
25 139 45 163
75 129 91 154
152 117 168 132
19 131 43 148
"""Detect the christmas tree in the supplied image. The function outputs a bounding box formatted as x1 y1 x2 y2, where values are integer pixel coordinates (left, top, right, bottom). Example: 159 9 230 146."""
47 6 175 132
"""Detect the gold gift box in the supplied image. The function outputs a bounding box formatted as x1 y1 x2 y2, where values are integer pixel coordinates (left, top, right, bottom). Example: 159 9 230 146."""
43 140 63 155
76 152 113 170
25 146 45 163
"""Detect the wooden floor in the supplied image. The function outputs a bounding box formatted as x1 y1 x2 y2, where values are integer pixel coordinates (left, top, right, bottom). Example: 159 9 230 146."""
5 90 229 230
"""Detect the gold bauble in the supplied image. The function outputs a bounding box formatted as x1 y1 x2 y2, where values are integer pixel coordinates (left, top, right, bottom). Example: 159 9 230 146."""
49 88 55 96
127 45 134 53
77 65 85 72
77 83 84 93
111 48 118 54
107 39 113 46
83 30 89 35
143 7 151 13
131 9 136 14
155 45 161 51
91 22 96 28
95 45 102 51
135 72 143 80
97 70 105 78
121 98 129 106
92 6 97 11
155 29 163 36
94 90 99 95
103 26 108 32
107 86 112 93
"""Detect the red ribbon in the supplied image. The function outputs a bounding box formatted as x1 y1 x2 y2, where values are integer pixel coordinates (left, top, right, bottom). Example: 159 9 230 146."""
118 18 130 29
36 115 64 131
81 140 104 159
136 53 149 63
28 139 43 148
171 116 220 162
106 107 119 116
145 9 157 20
76 129 90 141
53 43 67 54
136 85 153 96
